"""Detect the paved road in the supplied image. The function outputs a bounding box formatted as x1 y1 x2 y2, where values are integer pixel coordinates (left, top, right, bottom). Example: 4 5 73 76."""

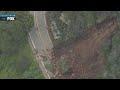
29 11 54 79
29 33 50 79
34 11 53 50
34 11 53 59
29 27 44 54
30 11 53 59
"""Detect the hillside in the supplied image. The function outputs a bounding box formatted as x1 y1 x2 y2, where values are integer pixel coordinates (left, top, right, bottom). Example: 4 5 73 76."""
46 11 120 79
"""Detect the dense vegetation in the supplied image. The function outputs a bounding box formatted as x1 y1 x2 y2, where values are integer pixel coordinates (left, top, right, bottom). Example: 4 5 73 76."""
46 11 120 79
0 11 33 56
0 11 44 79
46 11 120 49
101 31 120 79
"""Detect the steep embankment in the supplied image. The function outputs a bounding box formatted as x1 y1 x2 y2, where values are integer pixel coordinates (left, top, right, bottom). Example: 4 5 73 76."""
52 18 119 79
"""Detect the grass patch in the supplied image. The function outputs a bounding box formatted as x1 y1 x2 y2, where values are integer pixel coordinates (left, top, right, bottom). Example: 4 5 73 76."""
112 31 120 47
0 43 44 79
98 30 120 79
101 40 112 58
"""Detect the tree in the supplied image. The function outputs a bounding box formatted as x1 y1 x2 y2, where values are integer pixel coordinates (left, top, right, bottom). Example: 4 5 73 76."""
0 11 34 56
47 11 120 49
101 30 120 79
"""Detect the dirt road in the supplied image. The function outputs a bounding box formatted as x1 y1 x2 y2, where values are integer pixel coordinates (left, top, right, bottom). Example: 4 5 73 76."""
52 18 119 79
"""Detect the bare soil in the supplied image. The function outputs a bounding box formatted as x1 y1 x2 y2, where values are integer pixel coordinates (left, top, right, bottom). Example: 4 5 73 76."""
51 18 119 79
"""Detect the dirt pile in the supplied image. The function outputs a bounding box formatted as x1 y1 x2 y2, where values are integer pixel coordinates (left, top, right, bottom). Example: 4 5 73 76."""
52 18 119 79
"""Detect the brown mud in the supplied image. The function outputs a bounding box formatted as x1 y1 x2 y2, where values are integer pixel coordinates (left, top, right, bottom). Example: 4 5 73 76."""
51 18 119 79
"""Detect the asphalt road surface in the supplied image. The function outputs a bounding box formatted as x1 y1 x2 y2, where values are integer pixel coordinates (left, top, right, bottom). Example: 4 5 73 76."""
30 27 44 54
29 11 53 79
34 11 53 51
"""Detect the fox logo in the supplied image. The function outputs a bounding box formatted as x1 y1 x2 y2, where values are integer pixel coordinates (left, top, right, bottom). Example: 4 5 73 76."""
7 17 15 21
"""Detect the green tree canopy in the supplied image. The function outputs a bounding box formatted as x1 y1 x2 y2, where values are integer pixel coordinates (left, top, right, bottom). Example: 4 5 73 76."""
0 11 33 56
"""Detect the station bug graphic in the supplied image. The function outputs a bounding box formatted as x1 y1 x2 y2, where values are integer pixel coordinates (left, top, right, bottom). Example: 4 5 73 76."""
7 17 15 21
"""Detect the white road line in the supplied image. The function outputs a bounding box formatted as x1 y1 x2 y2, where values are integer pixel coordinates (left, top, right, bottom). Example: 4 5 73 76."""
33 11 51 79
39 57 51 79
29 32 50 79
43 11 53 48
34 11 51 59
29 33 36 49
